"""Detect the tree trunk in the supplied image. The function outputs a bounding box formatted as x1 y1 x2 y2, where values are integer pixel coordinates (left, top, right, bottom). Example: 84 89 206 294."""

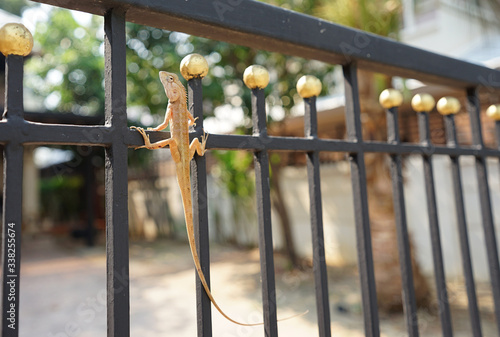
270 160 301 269
358 69 431 312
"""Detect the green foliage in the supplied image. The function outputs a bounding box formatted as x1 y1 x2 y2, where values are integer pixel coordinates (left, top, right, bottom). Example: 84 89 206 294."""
40 175 84 221
125 22 335 128
262 0 402 38
261 0 318 13
23 1 402 200
125 24 176 118
212 150 254 198
0 0 33 16
23 0 400 122
315 0 402 38
26 9 105 115
25 8 336 122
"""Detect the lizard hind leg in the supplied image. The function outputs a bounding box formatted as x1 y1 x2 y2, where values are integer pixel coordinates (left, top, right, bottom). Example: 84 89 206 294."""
189 131 209 160
131 126 181 163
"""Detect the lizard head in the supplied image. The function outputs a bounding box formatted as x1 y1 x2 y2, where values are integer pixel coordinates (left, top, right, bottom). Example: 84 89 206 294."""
159 71 185 103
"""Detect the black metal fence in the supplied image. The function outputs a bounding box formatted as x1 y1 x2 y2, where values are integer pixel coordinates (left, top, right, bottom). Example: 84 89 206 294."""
2 1 500 337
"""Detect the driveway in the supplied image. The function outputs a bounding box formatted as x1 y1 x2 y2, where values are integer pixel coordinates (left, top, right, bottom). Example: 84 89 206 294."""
19 236 496 336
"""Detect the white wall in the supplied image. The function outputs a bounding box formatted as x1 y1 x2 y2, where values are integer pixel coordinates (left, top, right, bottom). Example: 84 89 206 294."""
205 163 358 265
401 0 500 63
129 155 499 281
270 163 357 266
274 157 500 281
23 146 41 235
405 155 500 281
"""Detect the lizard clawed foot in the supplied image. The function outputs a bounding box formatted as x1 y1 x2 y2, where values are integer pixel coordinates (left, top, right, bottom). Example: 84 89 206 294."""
200 130 209 155
189 117 199 128
130 126 152 149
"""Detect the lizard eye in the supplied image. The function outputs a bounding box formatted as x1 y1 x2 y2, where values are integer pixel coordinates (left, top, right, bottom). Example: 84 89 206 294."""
168 76 173 82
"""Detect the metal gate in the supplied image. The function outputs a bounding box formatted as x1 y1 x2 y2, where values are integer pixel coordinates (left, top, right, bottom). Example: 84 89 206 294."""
1 1 500 337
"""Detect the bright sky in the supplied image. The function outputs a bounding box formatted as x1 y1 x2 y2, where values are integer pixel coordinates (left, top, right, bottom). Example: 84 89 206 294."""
22 3 93 31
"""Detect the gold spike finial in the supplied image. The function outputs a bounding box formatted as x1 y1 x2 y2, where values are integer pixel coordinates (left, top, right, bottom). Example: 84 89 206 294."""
436 97 461 115
296 75 322 98
180 53 209 80
0 23 33 57
243 65 269 89
379 89 403 109
486 104 500 121
411 93 435 113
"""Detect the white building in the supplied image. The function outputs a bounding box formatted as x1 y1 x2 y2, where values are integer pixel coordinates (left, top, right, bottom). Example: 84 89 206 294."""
400 0 500 280
401 0 500 66
269 0 500 280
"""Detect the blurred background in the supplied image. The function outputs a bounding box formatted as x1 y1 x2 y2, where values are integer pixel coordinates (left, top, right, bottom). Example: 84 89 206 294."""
1 0 500 336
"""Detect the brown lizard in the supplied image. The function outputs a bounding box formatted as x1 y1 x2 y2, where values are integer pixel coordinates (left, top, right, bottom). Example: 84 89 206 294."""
131 71 306 326
131 71 261 326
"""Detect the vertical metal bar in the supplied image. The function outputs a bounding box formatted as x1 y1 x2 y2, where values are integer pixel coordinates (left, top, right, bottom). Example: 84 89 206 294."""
444 114 482 337
386 105 420 337
84 152 96 247
252 88 278 337
1 55 24 337
252 88 268 137
1 145 23 337
496 122 500 150
3 56 24 120
342 63 380 337
496 121 500 188
304 96 331 337
188 77 213 337
104 9 130 337
466 87 500 334
418 112 453 336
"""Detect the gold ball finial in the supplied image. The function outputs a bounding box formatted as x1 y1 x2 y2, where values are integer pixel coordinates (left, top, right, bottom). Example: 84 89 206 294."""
243 65 270 89
486 104 500 121
379 89 403 109
180 53 209 80
0 23 33 57
436 97 461 115
411 93 435 112
296 75 322 98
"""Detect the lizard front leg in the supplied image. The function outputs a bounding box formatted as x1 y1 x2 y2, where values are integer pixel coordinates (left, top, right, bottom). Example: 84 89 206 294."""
188 113 198 128
131 126 181 163
148 107 173 132
189 131 208 160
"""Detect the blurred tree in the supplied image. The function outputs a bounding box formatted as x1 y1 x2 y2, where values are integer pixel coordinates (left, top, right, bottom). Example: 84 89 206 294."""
125 22 334 128
25 8 335 121
314 0 432 312
0 0 32 16
20 1 433 287
23 6 336 268
138 0 325 257
211 149 257 245
316 0 401 38
263 0 431 310
26 10 105 115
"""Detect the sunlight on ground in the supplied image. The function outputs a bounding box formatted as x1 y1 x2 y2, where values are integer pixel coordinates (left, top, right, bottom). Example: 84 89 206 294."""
19 236 497 337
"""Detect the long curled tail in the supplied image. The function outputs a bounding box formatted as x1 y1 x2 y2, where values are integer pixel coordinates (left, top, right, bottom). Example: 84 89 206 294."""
186 221 308 326
180 178 307 326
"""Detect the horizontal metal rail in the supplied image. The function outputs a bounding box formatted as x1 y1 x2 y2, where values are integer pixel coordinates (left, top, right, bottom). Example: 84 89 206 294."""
31 0 500 91
1 123 499 158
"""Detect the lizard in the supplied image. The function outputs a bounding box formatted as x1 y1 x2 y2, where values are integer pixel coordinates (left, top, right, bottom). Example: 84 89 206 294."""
130 71 260 326
131 71 307 327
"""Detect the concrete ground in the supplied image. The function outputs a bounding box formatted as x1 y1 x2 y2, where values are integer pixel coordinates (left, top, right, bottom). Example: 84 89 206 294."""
19 235 497 337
